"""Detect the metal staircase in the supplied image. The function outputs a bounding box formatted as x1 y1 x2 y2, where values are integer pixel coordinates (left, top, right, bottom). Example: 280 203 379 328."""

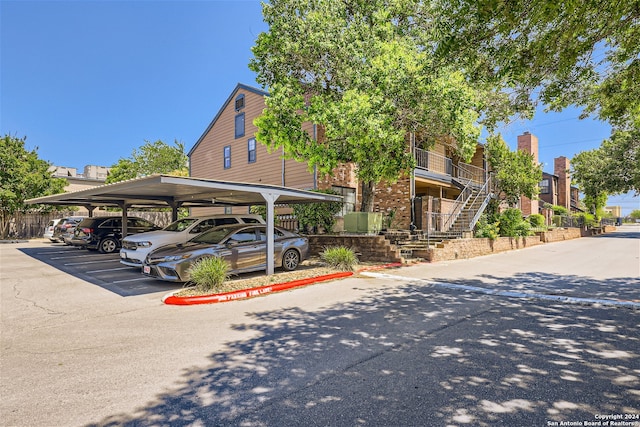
447 173 493 235
385 171 494 261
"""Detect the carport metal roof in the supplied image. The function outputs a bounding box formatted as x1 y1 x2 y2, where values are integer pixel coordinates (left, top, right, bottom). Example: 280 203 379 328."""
26 174 342 275
26 174 341 209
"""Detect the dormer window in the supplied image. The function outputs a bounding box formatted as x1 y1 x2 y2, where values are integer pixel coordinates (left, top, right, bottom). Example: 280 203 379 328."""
235 94 245 111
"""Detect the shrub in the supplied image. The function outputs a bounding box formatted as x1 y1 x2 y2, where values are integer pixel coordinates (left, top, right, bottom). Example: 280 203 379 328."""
528 213 546 228
293 189 343 234
551 205 569 216
572 212 598 228
320 246 358 271
514 220 532 236
498 208 532 237
187 256 229 293
474 214 499 240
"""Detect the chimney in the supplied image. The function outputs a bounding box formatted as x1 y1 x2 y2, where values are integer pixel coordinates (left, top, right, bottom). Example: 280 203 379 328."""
517 133 539 216
554 156 571 211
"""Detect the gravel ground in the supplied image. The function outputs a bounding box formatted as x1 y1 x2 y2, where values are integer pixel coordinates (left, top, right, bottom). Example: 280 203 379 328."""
174 258 347 297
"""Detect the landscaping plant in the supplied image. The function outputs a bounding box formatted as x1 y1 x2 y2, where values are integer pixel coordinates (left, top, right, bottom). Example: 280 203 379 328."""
292 189 342 234
498 208 532 237
474 214 500 240
321 246 358 271
187 256 230 293
527 213 546 229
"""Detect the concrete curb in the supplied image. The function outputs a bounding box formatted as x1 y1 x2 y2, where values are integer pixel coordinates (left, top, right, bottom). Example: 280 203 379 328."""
163 271 354 305
161 262 405 306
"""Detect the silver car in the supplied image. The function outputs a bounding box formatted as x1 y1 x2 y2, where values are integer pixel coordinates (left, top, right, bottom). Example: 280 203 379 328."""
142 224 309 283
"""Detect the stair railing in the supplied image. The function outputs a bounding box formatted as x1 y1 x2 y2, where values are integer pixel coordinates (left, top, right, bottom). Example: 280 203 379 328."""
442 178 475 232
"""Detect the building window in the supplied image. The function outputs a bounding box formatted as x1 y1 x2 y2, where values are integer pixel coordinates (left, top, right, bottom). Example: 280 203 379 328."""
235 113 245 138
539 179 550 194
331 186 356 216
235 94 245 111
248 138 257 163
224 145 231 169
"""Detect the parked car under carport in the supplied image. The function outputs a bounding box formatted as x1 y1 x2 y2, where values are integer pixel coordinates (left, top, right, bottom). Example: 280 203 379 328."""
142 224 308 283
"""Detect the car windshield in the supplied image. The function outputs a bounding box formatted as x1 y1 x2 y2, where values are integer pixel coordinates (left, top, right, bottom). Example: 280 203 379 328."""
191 227 236 244
164 218 198 232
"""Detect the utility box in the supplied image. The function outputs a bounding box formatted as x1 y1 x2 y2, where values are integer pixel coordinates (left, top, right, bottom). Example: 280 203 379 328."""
343 212 383 234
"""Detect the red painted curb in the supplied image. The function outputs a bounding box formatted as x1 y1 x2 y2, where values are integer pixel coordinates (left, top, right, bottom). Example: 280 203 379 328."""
356 262 403 272
163 271 353 305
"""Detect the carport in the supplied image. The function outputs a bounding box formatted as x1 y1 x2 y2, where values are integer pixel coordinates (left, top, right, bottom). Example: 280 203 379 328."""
26 174 342 275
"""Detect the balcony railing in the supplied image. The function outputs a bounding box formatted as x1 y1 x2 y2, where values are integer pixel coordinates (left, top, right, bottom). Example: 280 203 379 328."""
414 148 452 175
414 147 485 184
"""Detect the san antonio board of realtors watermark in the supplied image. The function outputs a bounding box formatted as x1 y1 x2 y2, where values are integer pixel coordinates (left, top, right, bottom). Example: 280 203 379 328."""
547 413 639 426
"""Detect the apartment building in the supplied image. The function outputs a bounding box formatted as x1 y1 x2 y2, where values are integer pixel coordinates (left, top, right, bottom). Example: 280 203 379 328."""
188 83 491 232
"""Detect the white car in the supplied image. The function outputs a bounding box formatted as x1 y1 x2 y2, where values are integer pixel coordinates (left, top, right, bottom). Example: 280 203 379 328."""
44 219 62 241
119 214 265 267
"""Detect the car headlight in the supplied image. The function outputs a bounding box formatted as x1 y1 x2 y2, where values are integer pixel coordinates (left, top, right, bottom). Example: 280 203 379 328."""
137 241 152 248
162 253 192 262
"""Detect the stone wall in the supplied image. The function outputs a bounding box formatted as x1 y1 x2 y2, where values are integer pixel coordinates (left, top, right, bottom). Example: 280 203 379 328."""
308 235 403 263
415 236 543 262
536 227 582 243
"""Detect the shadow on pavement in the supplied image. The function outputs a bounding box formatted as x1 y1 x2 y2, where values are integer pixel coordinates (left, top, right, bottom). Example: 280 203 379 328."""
441 271 640 303
87 273 640 426
18 246 178 297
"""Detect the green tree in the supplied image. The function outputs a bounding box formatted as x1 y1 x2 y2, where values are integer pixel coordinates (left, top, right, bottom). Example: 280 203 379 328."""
571 149 609 216
630 210 640 220
250 0 509 212
599 129 640 195
485 135 543 206
106 139 188 184
0 135 66 238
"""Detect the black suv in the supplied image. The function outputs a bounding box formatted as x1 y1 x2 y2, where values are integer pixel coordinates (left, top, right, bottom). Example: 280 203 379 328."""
70 216 161 253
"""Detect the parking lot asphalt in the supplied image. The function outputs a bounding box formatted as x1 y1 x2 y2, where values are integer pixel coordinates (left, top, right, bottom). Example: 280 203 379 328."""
16 243 178 297
1 227 639 427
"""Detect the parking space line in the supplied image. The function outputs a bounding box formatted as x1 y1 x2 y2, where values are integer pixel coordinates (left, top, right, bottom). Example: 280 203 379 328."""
64 259 121 266
86 267 135 273
111 277 156 284
37 250 79 255
52 254 108 260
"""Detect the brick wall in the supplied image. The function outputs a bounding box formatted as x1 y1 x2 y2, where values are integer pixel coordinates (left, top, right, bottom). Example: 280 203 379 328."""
554 156 571 211
372 175 412 229
517 132 540 216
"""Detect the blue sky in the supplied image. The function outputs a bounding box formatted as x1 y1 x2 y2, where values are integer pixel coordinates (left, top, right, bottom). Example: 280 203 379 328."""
1 0 637 214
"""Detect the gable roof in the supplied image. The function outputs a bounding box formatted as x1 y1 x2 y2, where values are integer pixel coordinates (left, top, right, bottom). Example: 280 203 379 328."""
187 82 269 157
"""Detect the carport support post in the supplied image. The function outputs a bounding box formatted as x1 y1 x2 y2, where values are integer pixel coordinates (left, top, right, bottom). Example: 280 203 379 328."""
262 192 279 276
169 201 182 222
119 203 129 238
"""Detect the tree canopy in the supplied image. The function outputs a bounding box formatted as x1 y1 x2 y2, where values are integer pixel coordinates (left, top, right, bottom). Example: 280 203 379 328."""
0 135 66 238
106 139 188 184
251 0 638 210
431 0 639 128
250 0 509 211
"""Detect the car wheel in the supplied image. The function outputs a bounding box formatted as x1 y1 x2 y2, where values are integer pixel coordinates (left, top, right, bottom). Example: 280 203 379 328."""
99 237 118 254
281 249 300 271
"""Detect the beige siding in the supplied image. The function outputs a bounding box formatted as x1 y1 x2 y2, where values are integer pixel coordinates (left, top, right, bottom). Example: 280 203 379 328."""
190 87 315 189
